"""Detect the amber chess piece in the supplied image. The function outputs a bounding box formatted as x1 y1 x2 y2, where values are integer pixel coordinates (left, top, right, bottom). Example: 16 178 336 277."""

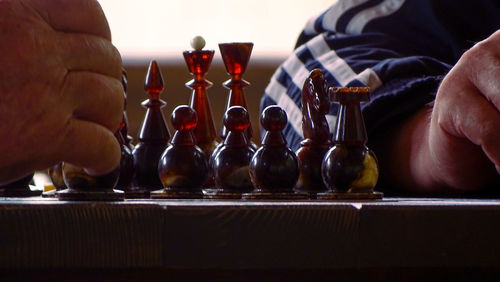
243 106 306 200
319 87 382 200
131 60 170 196
207 106 255 199
295 69 331 198
218 42 256 149
152 105 207 199
0 173 39 197
183 36 219 187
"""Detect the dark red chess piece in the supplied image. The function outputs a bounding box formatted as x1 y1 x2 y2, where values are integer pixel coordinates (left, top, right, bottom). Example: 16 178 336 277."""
57 162 123 201
0 173 39 197
243 106 306 200
152 105 207 199
208 106 255 199
218 42 256 148
115 130 134 194
131 60 170 195
183 37 219 187
295 69 331 198
319 87 382 200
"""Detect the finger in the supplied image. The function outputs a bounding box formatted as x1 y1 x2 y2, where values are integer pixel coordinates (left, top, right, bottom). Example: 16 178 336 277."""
55 32 122 79
60 118 121 175
28 0 111 40
461 31 500 111
62 71 124 132
442 83 500 170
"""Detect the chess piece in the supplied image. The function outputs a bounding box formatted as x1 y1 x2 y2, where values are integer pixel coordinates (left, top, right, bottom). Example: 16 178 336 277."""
295 69 331 198
120 69 135 151
131 60 170 195
208 106 255 199
0 173 39 197
44 163 65 197
319 87 382 200
152 105 207 199
115 130 135 194
243 106 306 200
58 162 123 201
218 42 256 148
183 36 219 187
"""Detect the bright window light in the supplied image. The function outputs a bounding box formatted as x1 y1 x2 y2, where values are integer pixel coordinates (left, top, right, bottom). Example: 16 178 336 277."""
98 0 333 59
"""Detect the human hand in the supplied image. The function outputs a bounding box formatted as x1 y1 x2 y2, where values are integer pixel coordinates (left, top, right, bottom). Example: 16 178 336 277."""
427 29 500 190
0 0 123 184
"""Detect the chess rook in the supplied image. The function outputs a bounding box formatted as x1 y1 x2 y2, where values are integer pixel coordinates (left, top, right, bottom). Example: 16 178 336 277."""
218 42 255 148
131 60 170 194
320 87 381 200
244 106 305 200
153 105 207 199
210 106 255 198
295 69 331 197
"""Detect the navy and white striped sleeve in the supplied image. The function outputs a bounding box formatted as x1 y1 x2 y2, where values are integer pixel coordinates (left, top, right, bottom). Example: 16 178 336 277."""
261 0 500 151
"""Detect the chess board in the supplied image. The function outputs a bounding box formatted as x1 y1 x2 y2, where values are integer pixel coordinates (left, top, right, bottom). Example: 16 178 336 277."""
1 197 500 280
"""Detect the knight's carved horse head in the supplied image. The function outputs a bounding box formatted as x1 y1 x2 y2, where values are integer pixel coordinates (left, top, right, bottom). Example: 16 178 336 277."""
301 69 331 145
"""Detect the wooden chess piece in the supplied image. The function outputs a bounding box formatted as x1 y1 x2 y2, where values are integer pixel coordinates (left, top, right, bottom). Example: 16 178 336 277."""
319 87 382 200
243 106 306 200
218 42 256 149
0 173 39 197
115 130 134 194
183 36 219 187
120 69 135 151
295 69 331 198
131 60 170 196
208 106 255 199
152 105 207 199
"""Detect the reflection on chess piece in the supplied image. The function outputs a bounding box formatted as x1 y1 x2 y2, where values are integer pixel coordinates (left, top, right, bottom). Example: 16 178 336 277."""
218 42 256 149
183 36 219 187
0 173 39 197
243 106 306 200
295 69 331 198
131 60 170 194
208 106 255 199
152 105 207 199
320 87 382 200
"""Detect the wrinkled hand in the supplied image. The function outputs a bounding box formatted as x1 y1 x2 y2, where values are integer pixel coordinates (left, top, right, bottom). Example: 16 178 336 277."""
0 0 123 184
428 29 500 190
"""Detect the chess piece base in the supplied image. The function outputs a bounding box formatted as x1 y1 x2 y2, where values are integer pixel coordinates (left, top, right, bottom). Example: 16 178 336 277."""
203 189 242 200
0 188 42 197
41 189 58 198
150 189 203 199
316 191 383 200
242 191 309 200
123 189 151 199
57 188 124 201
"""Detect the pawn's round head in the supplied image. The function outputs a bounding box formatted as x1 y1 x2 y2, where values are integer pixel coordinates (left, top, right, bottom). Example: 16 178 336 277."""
223 106 249 131
171 105 197 131
261 105 287 131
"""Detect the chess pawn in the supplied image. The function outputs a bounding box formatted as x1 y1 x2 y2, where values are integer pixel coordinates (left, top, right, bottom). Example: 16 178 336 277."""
115 131 135 193
183 36 219 187
218 42 257 150
131 60 170 194
295 69 331 197
320 87 381 199
152 105 207 199
244 106 306 200
209 106 255 198
0 173 38 197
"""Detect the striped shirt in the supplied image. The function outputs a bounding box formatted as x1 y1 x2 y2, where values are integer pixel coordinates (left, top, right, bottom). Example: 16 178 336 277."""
261 0 500 151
